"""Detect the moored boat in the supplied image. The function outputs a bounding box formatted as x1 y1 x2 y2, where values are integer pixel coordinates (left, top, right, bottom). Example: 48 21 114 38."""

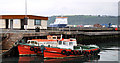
18 41 45 56
43 38 100 58
18 35 100 58
18 35 59 56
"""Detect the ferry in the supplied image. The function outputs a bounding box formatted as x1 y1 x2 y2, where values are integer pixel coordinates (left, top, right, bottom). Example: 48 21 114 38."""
18 35 100 58
49 17 68 28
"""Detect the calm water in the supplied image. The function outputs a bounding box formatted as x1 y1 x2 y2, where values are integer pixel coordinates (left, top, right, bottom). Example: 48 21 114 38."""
2 40 120 63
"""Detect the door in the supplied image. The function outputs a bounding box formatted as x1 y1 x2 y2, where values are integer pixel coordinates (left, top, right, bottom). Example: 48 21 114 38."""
5 19 9 29
10 19 13 29
21 19 24 30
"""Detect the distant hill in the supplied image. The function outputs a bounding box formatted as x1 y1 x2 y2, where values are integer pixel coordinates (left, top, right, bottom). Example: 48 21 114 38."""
48 15 118 25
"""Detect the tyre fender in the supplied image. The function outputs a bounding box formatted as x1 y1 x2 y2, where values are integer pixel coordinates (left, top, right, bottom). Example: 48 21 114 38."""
30 47 34 51
34 48 38 53
61 50 66 55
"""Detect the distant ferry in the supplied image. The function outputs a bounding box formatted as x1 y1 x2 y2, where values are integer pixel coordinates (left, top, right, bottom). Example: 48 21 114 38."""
49 17 68 28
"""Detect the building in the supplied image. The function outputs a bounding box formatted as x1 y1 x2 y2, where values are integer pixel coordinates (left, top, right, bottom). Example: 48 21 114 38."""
0 15 48 30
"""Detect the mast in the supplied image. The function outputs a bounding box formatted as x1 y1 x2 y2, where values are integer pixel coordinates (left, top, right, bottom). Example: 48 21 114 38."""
25 0 27 16
25 0 27 31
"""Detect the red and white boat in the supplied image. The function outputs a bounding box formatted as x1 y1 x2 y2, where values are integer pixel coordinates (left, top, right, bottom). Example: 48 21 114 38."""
17 35 59 56
18 35 100 58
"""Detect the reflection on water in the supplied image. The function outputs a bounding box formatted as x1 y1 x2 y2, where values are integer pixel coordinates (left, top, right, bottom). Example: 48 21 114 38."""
2 55 100 63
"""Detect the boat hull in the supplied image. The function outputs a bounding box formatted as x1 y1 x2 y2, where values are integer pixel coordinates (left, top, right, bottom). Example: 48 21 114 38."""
18 44 42 56
44 47 100 58
49 24 67 28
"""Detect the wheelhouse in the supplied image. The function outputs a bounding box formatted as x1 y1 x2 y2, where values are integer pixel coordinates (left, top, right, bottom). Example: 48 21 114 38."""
57 38 77 50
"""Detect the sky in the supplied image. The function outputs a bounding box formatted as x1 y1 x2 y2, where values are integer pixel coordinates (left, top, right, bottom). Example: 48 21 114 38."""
0 0 119 16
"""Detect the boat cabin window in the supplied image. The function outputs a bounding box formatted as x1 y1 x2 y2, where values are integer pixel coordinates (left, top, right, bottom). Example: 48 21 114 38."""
34 41 38 44
47 37 51 40
58 41 62 45
63 41 68 46
31 41 34 44
69 42 73 46
27 41 30 44
53 37 57 39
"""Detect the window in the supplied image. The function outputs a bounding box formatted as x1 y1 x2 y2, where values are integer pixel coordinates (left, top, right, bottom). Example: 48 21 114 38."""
34 41 38 44
24 18 28 25
69 42 73 46
31 41 34 44
63 41 68 46
53 37 57 39
35 19 41 25
58 41 62 45
27 41 30 44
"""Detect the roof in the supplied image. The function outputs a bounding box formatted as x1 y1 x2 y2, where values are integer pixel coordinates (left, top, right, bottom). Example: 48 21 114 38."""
1 15 48 20
31 39 76 42
32 39 57 42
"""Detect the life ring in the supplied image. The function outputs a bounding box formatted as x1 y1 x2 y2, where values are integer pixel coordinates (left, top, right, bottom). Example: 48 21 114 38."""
30 47 34 51
34 48 38 53
61 50 66 55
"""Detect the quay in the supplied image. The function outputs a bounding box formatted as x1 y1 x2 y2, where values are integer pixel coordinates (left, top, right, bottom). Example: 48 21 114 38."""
0 28 120 58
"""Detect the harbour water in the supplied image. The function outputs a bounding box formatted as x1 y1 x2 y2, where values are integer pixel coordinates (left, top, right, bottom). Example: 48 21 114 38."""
2 38 120 63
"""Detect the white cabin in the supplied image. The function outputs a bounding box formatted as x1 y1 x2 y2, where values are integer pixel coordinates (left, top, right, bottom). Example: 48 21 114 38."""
57 38 77 50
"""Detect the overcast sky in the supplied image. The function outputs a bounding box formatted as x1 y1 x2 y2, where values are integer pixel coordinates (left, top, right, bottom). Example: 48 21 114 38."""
0 0 119 16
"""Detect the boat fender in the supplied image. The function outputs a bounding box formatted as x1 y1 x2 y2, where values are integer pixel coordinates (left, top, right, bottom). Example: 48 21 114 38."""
38 48 41 51
66 51 71 56
92 51 95 55
78 51 82 55
90 50 93 55
74 51 79 55
34 48 38 53
84 51 89 56
82 51 85 55
30 47 34 51
71 50 75 55
98 49 100 53
61 50 66 55
83 51 88 55
93 50 97 55
84 51 87 55
87 51 89 55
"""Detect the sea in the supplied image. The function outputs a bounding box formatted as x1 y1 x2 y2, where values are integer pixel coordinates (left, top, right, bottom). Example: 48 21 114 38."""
1 38 120 63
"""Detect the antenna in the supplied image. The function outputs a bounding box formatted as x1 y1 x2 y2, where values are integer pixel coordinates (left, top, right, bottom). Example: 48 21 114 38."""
25 0 27 16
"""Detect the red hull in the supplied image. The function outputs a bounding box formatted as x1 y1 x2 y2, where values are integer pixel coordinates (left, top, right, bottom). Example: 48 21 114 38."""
44 47 100 58
18 44 42 55
18 44 100 58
